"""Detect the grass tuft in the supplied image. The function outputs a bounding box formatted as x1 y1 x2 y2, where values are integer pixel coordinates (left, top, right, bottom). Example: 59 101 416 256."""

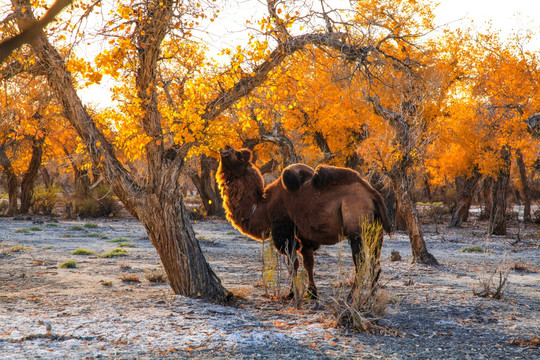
107 237 131 243
118 242 137 248
83 223 98 229
72 248 95 256
101 248 128 258
461 245 485 253
59 259 77 268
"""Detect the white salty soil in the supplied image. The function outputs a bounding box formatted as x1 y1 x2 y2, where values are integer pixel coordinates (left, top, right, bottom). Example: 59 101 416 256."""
0 213 539 359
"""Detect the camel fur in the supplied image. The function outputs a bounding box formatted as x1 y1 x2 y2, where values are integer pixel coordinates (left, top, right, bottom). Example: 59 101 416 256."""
216 147 391 299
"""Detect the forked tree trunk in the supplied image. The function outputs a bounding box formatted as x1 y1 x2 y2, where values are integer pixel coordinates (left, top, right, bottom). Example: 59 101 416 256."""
19 137 44 214
516 150 531 222
135 194 231 301
0 146 19 216
393 184 439 265
489 147 511 235
450 168 481 227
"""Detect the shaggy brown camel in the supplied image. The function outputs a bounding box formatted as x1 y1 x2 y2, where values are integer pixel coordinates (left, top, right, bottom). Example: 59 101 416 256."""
216 147 392 299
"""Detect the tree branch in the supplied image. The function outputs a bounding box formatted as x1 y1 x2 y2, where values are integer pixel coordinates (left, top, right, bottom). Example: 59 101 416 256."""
0 0 72 64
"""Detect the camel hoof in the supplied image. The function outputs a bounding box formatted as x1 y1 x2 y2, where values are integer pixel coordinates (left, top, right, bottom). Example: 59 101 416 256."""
306 287 318 300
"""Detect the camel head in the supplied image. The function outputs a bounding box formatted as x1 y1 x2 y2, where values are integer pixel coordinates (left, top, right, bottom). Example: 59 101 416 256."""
218 147 254 179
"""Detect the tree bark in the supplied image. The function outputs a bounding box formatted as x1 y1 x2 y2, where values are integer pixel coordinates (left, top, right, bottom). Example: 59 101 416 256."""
450 167 481 227
393 183 439 265
516 149 531 222
19 137 44 214
489 147 511 235
0 145 19 215
12 0 231 302
188 155 224 217
135 190 231 301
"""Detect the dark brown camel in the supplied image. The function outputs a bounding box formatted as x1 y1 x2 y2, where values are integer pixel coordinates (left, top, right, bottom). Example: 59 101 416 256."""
216 147 391 299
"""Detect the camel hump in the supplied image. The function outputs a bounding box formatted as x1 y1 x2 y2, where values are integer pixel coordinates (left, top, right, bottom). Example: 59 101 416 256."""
281 163 315 192
312 165 362 189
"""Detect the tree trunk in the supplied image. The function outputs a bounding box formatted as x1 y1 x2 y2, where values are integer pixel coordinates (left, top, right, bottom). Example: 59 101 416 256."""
40 166 52 188
450 168 481 227
489 147 511 235
0 145 19 215
516 149 531 222
13 0 232 302
393 184 439 265
189 155 224 217
19 137 44 214
136 194 232 302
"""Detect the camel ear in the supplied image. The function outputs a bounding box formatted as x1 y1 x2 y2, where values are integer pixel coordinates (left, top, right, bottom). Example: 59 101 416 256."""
239 149 252 164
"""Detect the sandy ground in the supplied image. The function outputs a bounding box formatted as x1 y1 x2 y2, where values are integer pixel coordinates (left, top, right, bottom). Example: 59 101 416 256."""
0 213 539 359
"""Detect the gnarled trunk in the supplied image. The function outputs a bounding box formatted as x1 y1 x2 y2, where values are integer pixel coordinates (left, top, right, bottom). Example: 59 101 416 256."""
516 150 531 222
393 183 439 265
0 146 19 216
19 137 44 214
134 193 231 301
489 147 511 235
450 168 481 227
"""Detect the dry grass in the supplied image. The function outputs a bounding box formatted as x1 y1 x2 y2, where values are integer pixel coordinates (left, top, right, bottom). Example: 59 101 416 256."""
144 269 167 283
328 220 391 333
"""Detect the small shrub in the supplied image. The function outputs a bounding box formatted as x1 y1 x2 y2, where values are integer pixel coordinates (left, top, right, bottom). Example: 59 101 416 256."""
28 226 43 232
100 280 113 287
473 268 509 300
0 200 8 214
118 242 137 248
144 269 167 283
226 231 237 235
108 237 130 243
72 185 120 218
14 228 30 234
329 220 390 333
72 248 95 256
83 223 98 229
120 273 141 283
46 222 60 227
8 245 33 252
261 239 280 298
460 245 485 253
43 246 54 250
59 260 77 269
101 248 128 258
61 234 75 238
32 185 61 215
390 250 402 261
119 263 132 270
84 232 107 239
69 225 85 231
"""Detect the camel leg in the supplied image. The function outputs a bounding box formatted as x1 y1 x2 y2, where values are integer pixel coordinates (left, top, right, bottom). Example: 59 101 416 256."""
271 217 298 300
299 246 318 299
284 252 300 300
348 234 363 301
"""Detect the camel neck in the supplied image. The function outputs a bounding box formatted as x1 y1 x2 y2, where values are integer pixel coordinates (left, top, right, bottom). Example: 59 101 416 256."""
220 168 269 240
